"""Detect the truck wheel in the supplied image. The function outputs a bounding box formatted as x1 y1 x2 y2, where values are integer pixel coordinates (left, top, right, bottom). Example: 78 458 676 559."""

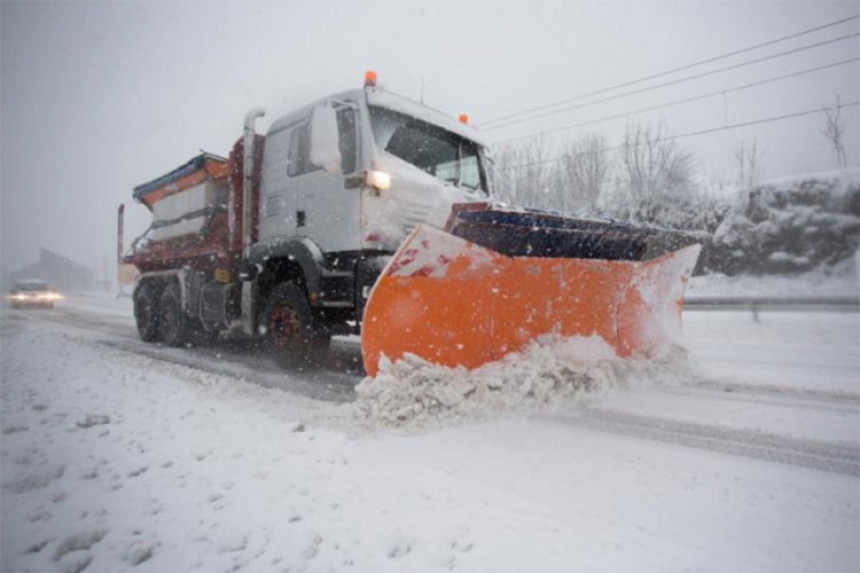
134 282 162 342
160 281 189 347
264 282 330 370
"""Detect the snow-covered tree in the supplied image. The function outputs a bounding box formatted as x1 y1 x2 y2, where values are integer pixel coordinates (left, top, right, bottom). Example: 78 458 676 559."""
615 122 696 224
733 137 764 189
708 171 860 274
555 133 610 213
492 139 553 209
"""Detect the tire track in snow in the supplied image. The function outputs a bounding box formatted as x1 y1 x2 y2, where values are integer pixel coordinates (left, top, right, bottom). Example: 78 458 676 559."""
94 338 358 403
664 385 860 419
9 305 363 403
16 305 138 341
681 379 860 406
537 409 860 477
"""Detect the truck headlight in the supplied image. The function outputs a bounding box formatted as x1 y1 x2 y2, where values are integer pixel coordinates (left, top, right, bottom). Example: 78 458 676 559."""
364 170 391 191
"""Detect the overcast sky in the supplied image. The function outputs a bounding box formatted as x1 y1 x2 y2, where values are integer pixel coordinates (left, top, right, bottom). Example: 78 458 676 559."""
1 0 857 279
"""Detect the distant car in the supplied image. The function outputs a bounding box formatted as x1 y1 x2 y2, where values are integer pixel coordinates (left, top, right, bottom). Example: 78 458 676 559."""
7 279 63 309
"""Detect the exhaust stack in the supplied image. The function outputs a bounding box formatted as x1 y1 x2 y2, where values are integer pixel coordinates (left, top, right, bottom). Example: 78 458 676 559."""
117 204 125 263
242 108 266 259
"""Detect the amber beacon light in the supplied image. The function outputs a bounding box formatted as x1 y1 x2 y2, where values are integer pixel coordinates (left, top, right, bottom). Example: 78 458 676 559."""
364 70 378 87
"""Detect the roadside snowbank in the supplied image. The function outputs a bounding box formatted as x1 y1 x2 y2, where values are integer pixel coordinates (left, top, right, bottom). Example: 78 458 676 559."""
707 168 860 274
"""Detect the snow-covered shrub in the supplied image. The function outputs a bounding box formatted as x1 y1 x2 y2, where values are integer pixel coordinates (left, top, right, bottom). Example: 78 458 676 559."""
705 169 860 275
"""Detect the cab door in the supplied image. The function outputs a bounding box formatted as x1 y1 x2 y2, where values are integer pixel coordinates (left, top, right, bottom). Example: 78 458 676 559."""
258 125 297 241
289 104 362 253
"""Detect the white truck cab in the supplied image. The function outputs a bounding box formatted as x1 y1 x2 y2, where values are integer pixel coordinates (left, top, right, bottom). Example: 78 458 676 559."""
257 76 493 256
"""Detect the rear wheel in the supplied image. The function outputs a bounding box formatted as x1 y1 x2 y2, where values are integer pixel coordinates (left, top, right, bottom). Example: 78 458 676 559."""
264 282 330 370
134 282 161 342
160 281 189 347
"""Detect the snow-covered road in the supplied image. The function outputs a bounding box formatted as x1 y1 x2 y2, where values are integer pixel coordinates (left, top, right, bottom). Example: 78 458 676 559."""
1 294 858 572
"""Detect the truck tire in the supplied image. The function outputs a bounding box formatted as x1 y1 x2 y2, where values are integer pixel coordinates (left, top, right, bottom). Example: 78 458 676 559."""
263 282 330 370
134 282 162 342
160 281 189 347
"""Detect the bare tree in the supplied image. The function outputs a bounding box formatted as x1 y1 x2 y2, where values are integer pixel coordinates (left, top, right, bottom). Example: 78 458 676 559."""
618 122 695 224
492 138 551 209
821 94 847 168
491 145 518 205
556 133 610 212
733 137 764 189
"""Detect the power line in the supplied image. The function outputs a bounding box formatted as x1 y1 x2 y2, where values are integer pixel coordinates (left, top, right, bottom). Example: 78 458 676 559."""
484 32 860 132
498 100 860 171
495 57 860 146
480 13 860 128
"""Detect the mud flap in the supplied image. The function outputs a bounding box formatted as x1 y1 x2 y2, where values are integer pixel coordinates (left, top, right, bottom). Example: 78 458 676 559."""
361 225 701 377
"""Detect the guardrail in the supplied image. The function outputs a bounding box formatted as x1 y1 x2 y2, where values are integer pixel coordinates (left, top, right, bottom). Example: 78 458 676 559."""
684 296 860 319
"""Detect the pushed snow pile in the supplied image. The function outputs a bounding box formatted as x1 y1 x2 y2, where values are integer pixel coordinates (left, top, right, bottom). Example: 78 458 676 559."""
708 168 860 274
350 335 691 428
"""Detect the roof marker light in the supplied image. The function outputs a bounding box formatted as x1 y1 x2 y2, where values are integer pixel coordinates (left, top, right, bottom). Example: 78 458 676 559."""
364 70 378 88
458 114 470 125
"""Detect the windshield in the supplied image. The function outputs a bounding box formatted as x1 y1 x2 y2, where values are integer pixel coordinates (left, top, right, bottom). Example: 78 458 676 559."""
369 106 485 193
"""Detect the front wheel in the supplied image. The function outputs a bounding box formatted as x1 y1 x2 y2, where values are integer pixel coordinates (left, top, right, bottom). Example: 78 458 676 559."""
263 282 330 370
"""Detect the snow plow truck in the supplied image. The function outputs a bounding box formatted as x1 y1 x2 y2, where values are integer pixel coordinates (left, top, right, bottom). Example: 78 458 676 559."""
121 71 701 377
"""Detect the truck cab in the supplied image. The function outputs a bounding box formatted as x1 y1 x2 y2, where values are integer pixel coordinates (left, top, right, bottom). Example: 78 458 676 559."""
257 83 492 255
244 76 494 366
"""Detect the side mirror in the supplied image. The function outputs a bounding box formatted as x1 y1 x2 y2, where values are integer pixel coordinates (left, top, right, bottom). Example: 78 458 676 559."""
309 105 342 175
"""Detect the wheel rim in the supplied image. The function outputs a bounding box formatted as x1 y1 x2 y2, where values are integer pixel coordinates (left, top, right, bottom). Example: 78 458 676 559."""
270 304 300 349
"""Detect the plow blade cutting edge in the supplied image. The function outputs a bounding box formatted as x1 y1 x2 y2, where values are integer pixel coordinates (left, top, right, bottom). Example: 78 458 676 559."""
361 223 701 378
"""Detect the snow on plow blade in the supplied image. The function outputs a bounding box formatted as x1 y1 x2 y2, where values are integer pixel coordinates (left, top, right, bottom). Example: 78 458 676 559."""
361 207 701 378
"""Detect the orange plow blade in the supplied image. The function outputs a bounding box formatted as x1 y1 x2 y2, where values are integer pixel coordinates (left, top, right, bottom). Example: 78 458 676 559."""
361 225 701 378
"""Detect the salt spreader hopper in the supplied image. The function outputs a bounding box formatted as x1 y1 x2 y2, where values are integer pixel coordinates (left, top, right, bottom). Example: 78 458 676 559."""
361 204 701 377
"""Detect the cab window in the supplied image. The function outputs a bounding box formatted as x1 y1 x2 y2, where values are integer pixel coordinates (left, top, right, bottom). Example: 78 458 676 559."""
287 123 319 178
337 108 357 175
288 109 358 177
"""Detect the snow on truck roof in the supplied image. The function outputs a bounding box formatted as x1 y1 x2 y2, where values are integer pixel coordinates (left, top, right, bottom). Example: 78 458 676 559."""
365 89 489 148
